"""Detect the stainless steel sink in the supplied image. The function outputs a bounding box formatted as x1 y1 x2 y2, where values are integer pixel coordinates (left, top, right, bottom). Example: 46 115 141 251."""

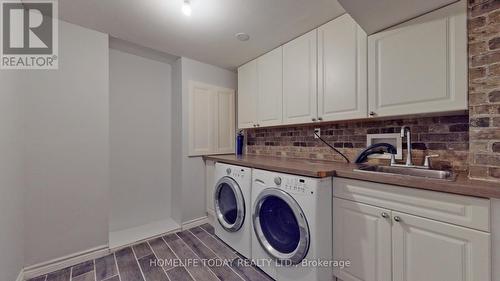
354 165 457 181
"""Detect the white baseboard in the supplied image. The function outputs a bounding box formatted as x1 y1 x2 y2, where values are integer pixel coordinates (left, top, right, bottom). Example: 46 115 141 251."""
16 269 24 281
22 218 209 280
23 245 109 280
109 218 180 250
181 216 209 230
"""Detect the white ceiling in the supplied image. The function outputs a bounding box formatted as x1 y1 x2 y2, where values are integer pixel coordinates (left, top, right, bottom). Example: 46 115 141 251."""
339 0 459 34
58 0 345 70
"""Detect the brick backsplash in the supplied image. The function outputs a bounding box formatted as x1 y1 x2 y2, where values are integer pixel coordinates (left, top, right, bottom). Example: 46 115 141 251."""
246 115 470 172
468 0 500 181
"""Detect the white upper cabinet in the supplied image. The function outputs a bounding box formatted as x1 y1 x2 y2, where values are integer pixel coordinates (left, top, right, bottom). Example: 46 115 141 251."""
189 81 235 156
257 47 283 127
237 47 283 129
318 14 367 122
283 30 318 125
368 0 467 117
189 82 217 155
216 88 235 153
237 60 258 129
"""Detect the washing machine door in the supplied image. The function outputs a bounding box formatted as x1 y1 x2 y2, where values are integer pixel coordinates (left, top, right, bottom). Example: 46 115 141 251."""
214 177 245 232
253 188 310 265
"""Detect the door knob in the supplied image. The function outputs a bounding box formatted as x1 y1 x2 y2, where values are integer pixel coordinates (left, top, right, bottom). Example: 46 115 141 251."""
381 212 388 218
393 216 401 222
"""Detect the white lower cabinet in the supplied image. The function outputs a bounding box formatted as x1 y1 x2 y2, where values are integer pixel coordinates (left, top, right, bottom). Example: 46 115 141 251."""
392 211 491 281
205 159 215 218
333 179 491 281
333 198 392 281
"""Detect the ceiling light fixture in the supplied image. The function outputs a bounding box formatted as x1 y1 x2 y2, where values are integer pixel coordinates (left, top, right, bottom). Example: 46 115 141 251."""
182 0 192 16
235 33 250 41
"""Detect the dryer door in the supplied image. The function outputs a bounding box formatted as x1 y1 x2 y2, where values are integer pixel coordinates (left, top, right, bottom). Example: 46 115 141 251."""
253 188 310 264
214 177 245 232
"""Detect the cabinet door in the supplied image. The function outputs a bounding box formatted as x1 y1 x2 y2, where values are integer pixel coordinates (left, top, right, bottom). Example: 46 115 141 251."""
333 198 392 281
318 14 367 122
217 88 235 153
189 82 217 155
257 47 283 127
368 1 467 117
237 60 258 128
392 211 491 281
283 30 318 125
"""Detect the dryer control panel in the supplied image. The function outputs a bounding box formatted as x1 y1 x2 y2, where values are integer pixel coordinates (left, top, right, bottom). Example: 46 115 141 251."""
280 177 309 195
226 167 247 179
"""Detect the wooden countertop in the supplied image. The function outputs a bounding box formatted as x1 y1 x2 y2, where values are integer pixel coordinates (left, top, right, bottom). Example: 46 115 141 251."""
203 154 500 199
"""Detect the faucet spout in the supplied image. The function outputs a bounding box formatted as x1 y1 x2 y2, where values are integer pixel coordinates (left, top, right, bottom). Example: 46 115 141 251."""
400 126 413 166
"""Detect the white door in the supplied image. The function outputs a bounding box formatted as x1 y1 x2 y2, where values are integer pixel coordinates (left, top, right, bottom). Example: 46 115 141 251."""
333 198 392 281
318 14 367 122
237 60 258 128
368 1 467 117
189 82 217 155
392 211 491 281
217 88 235 153
283 30 318 125
257 47 283 127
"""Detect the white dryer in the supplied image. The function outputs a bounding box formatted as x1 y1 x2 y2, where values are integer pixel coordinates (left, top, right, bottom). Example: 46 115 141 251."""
251 169 332 281
213 163 252 258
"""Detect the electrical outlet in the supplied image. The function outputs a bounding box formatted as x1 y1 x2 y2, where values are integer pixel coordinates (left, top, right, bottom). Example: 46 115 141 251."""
314 128 321 139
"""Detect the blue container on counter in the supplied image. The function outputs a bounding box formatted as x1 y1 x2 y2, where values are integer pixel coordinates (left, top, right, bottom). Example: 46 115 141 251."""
236 131 244 155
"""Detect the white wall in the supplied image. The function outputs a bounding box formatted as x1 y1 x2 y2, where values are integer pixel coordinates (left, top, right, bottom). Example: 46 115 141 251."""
172 57 237 223
171 59 183 224
109 49 173 232
0 69 24 280
23 21 109 266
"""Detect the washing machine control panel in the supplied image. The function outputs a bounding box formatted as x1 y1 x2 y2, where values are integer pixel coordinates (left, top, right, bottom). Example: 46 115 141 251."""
227 168 247 179
282 177 308 194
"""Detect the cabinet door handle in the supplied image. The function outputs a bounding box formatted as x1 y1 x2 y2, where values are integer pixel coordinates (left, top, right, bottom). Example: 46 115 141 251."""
318 117 323 121
393 216 401 222
369 111 376 117
312 118 317 122
381 212 388 218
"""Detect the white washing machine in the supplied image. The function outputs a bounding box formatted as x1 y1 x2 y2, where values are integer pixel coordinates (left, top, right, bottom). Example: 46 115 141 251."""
213 163 252 258
251 169 332 281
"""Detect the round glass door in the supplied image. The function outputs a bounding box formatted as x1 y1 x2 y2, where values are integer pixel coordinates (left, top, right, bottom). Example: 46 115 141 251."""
253 188 310 264
214 177 245 232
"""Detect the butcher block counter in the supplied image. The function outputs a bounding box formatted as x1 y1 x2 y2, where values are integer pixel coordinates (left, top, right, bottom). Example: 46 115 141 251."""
203 154 500 199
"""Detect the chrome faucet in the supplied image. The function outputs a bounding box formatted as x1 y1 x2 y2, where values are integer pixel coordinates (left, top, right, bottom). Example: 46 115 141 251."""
401 126 413 166
390 126 440 169
390 126 415 168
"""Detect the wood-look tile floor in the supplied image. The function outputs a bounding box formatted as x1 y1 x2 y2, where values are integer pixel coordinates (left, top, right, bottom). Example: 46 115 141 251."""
28 224 274 281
